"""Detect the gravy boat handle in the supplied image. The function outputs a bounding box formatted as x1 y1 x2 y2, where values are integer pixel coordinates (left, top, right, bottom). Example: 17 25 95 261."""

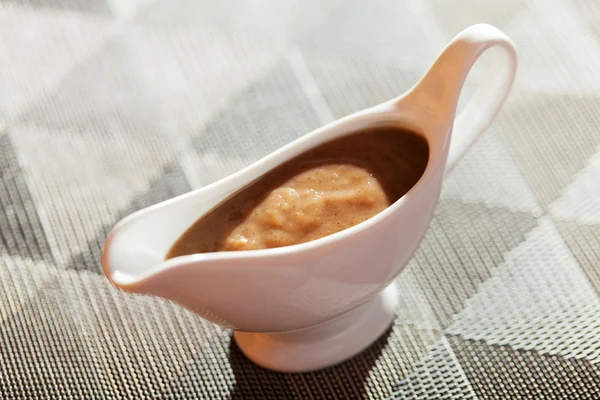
400 24 517 175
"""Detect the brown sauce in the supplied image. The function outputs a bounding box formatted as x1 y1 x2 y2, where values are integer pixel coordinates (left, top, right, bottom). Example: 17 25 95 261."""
166 126 429 258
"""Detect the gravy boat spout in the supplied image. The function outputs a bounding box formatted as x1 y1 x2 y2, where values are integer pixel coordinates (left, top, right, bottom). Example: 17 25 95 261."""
101 24 516 373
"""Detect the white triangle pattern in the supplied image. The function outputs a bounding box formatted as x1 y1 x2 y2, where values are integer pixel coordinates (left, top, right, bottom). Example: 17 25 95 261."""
441 131 542 215
550 147 600 224
446 218 600 362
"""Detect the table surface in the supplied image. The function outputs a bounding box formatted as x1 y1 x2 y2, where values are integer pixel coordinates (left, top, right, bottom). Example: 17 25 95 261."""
1 0 599 399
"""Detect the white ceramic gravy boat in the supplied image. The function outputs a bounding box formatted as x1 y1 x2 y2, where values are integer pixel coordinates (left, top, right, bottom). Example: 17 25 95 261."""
102 24 517 373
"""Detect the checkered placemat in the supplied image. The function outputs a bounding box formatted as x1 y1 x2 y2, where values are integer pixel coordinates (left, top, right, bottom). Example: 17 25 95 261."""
1 0 599 398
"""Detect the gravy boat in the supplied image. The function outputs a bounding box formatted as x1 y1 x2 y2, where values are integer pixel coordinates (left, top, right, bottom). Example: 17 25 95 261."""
102 24 517 373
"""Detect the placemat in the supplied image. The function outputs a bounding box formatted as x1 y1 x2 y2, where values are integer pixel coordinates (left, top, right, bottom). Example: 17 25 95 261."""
1 0 599 398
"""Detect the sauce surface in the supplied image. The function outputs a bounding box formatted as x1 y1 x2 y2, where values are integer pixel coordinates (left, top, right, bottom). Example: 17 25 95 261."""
166 127 429 257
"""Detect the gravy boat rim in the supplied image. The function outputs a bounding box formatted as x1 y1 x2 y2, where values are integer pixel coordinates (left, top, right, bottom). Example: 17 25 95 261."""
102 95 445 284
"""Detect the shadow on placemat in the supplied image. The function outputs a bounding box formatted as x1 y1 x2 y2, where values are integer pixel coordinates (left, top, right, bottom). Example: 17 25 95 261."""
227 327 393 400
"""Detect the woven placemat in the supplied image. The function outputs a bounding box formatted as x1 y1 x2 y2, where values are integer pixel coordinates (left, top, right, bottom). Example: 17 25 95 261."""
1 0 599 398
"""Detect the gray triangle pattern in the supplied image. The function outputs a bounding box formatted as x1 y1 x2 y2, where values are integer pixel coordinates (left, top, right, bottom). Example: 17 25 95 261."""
191 60 322 165
65 162 190 273
0 278 106 399
405 200 538 329
449 336 600 400
0 134 53 262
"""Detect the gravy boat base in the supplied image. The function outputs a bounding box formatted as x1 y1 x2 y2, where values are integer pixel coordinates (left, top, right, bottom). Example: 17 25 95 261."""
234 283 398 373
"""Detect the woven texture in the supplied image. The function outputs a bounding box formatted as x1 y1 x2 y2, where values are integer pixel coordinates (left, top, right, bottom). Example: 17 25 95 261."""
1 0 600 399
